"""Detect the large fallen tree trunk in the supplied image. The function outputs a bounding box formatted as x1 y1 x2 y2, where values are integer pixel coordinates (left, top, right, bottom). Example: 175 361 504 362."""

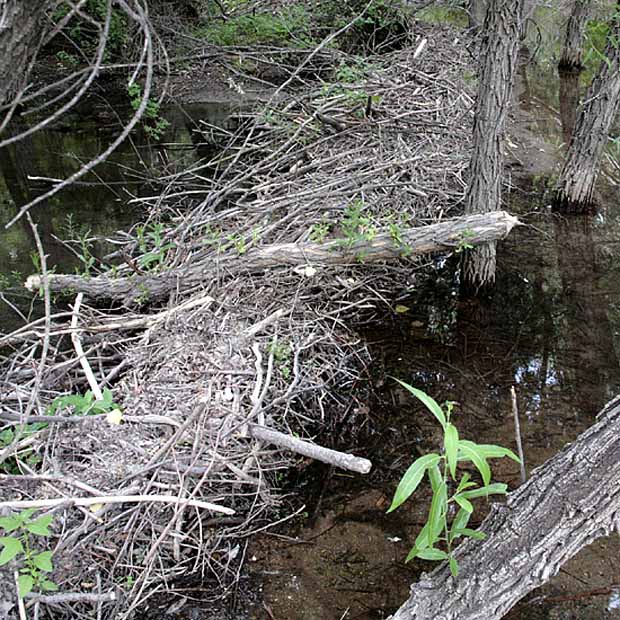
26 211 519 302
389 395 620 620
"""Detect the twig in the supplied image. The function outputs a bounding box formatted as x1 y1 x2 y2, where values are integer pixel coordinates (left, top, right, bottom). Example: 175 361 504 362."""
511 386 527 483
70 293 103 400
0 494 234 515
249 424 372 474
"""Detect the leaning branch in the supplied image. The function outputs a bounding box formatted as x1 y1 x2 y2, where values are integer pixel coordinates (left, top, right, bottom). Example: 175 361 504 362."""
25 211 520 302
389 395 620 620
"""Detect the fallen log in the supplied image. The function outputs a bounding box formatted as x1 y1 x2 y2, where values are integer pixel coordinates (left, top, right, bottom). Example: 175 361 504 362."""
388 395 620 620
25 211 519 302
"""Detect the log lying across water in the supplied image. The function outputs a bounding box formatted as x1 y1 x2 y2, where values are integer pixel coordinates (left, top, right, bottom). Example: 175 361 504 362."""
25 211 519 302
389 395 620 620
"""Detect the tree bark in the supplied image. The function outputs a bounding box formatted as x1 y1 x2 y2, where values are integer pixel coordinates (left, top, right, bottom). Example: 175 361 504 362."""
0 0 51 108
24 211 520 303
559 0 591 72
462 0 524 290
554 4 620 213
389 395 620 620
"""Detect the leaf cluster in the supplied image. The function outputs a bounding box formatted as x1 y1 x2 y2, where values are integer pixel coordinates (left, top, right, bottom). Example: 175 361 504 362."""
0 510 57 598
388 381 520 576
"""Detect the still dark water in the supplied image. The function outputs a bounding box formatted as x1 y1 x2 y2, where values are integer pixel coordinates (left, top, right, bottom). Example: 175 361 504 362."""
0 98 237 331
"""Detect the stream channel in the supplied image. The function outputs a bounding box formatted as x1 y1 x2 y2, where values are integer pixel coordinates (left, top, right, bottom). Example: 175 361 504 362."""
2 39 620 620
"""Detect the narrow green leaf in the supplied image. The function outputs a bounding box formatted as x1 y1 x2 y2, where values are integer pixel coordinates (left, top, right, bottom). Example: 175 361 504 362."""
393 380 447 429
405 545 420 563
33 551 53 572
428 463 443 493
458 442 491 485
444 424 459 479
455 473 475 494
414 523 431 551
0 537 23 565
471 443 521 463
428 480 447 543
387 453 441 513
0 516 20 533
18 574 34 598
416 547 449 561
451 508 471 534
26 515 53 536
460 483 507 499
454 495 473 513
449 556 459 577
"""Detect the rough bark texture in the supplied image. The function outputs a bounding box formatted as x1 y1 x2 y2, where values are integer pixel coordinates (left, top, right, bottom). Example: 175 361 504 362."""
554 4 620 213
389 395 620 620
25 211 519 303
559 0 591 71
0 0 50 106
462 0 523 289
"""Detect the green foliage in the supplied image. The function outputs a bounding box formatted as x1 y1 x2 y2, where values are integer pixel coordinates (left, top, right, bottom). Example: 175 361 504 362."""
47 388 118 417
0 510 57 598
388 382 520 576
135 222 175 271
52 0 129 60
55 50 78 68
63 214 97 277
455 229 475 254
267 338 292 379
127 83 170 141
337 199 376 251
195 6 312 47
309 220 332 243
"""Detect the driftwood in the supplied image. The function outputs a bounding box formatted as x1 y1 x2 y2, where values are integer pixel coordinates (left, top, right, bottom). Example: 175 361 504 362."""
389 395 620 620
25 211 519 302
249 423 372 474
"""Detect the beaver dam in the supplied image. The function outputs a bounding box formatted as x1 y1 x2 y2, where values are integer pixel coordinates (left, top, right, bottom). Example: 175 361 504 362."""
1 3 620 620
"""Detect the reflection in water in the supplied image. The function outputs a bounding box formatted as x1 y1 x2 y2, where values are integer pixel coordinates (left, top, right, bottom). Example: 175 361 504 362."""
558 69 581 146
0 99 239 331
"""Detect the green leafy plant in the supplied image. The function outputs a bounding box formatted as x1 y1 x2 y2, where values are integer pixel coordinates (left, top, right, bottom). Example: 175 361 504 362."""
337 199 376 249
267 338 292 379
0 510 57 598
388 381 520 577
47 388 118 417
309 220 331 243
455 229 476 254
127 83 170 141
135 222 175 271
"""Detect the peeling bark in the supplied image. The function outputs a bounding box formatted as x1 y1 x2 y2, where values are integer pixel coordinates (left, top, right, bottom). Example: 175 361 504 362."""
554 4 620 213
389 395 620 620
462 0 524 289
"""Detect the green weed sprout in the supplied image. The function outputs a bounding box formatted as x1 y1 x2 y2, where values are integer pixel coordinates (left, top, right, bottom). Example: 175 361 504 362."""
0 510 57 598
388 380 520 577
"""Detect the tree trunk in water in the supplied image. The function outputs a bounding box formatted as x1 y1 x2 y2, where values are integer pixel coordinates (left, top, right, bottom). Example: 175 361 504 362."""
0 0 50 108
388 395 620 620
558 69 581 146
559 0 591 71
554 4 620 213
462 0 523 290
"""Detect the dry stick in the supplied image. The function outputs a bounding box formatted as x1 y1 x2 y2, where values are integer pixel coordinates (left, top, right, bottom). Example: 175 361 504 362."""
24 211 521 301
14 570 27 620
511 386 527 483
248 424 372 474
0 494 234 515
25 591 116 605
70 293 103 401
